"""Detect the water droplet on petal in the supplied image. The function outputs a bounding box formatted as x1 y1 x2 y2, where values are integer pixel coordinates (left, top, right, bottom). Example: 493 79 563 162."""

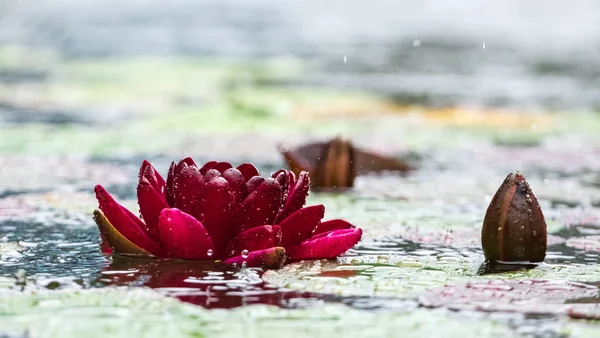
207 249 213 257
241 249 249 258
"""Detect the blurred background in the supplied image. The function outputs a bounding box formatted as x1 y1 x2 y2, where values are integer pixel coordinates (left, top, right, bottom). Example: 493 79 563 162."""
1 0 600 193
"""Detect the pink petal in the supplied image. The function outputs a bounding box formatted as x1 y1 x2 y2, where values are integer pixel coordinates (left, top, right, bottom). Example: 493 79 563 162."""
139 160 166 198
226 225 282 258
279 204 324 247
236 163 260 181
172 163 205 217
193 176 237 257
203 168 221 181
221 168 248 204
166 158 197 206
95 185 163 255
223 247 286 269
313 219 355 235
272 170 290 208
137 177 170 242
246 176 265 194
156 208 214 259
212 162 233 173
199 161 218 175
277 171 309 223
286 228 362 260
239 178 283 231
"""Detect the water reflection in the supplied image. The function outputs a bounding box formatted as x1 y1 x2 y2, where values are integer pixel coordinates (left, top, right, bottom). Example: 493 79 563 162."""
97 256 320 309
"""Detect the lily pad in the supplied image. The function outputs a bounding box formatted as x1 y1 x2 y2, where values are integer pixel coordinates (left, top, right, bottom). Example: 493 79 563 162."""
419 279 599 315
0 287 518 338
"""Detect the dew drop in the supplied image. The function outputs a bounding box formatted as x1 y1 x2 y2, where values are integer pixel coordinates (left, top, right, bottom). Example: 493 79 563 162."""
207 249 213 257
241 249 249 258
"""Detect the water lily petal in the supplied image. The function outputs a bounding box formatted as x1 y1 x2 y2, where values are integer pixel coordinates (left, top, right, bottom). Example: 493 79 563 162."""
222 168 248 203
279 204 324 247
286 228 362 260
212 162 233 173
239 178 283 231
137 177 170 242
223 247 286 269
199 160 218 174
94 210 152 256
166 158 197 206
226 225 282 258
172 163 205 216
156 208 214 259
95 185 163 255
139 160 166 198
272 170 289 208
277 171 309 223
236 163 260 181
203 168 221 181
193 176 237 257
313 219 355 235
246 176 265 194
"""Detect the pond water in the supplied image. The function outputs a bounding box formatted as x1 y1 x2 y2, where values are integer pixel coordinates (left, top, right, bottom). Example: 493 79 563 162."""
1 1 600 337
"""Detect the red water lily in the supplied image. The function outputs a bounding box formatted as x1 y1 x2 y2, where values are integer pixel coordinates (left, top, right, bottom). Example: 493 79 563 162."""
93 158 362 268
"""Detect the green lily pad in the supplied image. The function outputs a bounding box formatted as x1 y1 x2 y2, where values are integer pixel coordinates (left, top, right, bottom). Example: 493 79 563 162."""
0 287 518 337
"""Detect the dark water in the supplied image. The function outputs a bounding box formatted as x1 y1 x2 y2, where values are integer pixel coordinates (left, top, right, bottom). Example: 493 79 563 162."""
1 0 600 110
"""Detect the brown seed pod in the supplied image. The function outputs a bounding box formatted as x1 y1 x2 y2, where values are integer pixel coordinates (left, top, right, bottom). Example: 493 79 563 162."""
481 171 547 263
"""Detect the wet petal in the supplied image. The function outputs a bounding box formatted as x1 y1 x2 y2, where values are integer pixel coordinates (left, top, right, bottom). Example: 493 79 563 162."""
273 170 290 208
279 204 324 247
236 163 260 181
286 228 362 260
203 169 221 181
156 208 214 260
226 225 282 258
223 247 287 269
139 160 166 198
277 171 310 223
239 178 283 231
212 162 233 173
137 178 169 243
222 168 248 203
172 163 205 216
166 161 177 206
313 219 355 235
194 177 237 257
199 161 218 175
166 158 197 206
95 185 163 255
94 210 153 256
246 176 265 194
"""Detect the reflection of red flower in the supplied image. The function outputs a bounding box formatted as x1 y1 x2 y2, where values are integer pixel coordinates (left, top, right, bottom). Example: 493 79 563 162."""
94 158 362 268
99 258 317 309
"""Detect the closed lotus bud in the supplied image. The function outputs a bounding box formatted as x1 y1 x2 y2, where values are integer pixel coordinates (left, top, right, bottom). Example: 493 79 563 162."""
481 171 547 263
